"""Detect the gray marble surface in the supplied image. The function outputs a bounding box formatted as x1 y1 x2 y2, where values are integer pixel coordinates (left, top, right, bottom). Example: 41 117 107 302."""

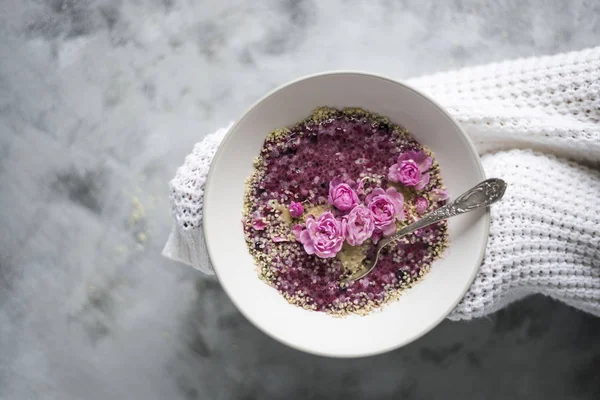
1 1 599 399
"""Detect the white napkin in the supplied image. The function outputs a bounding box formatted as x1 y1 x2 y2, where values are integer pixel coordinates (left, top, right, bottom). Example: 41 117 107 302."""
163 47 600 320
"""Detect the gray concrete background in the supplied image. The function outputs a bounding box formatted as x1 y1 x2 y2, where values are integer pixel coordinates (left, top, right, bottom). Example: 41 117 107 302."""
0 0 599 399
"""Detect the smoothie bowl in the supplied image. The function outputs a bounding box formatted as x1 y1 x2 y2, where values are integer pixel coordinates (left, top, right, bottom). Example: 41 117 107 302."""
203 72 488 357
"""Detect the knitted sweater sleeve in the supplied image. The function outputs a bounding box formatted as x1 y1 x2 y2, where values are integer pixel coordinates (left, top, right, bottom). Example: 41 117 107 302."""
163 47 600 320
407 47 600 319
406 47 600 163
450 150 600 319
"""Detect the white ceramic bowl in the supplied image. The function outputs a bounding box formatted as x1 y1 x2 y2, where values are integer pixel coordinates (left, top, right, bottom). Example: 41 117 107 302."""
204 72 488 358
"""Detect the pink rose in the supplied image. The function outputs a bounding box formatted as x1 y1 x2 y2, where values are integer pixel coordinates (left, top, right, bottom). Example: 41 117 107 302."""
390 160 420 186
414 196 429 214
327 178 359 211
341 205 375 246
388 150 432 190
365 187 405 236
298 212 344 258
288 201 304 218
430 188 449 202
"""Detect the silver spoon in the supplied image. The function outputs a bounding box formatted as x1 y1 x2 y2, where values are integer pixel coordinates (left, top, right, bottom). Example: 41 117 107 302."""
341 178 507 284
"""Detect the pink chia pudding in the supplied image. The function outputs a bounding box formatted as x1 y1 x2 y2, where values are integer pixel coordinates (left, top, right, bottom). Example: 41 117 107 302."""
242 107 449 315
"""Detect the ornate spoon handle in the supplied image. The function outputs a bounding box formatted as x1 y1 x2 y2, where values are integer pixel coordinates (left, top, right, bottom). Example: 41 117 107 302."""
375 178 507 252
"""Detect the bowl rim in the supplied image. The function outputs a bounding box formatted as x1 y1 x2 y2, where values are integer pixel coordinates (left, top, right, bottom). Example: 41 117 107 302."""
203 70 489 358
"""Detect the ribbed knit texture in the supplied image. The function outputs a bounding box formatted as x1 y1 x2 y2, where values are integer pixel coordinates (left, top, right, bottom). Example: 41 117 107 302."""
163 47 600 320
163 124 231 274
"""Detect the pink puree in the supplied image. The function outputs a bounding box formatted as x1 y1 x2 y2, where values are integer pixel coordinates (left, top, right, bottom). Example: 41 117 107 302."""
244 111 447 313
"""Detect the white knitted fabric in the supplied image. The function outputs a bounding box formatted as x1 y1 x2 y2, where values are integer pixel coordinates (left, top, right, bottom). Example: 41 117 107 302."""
163 124 232 274
163 47 600 320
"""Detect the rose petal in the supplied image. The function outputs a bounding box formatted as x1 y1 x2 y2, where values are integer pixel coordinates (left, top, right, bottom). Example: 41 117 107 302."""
271 235 288 243
371 231 383 244
356 178 366 195
365 187 385 205
299 230 315 255
251 218 267 230
388 163 401 183
396 151 418 164
292 224 304 241
382 222 397 236
415 172 430 191
431 188 449 202
413 151 433 172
